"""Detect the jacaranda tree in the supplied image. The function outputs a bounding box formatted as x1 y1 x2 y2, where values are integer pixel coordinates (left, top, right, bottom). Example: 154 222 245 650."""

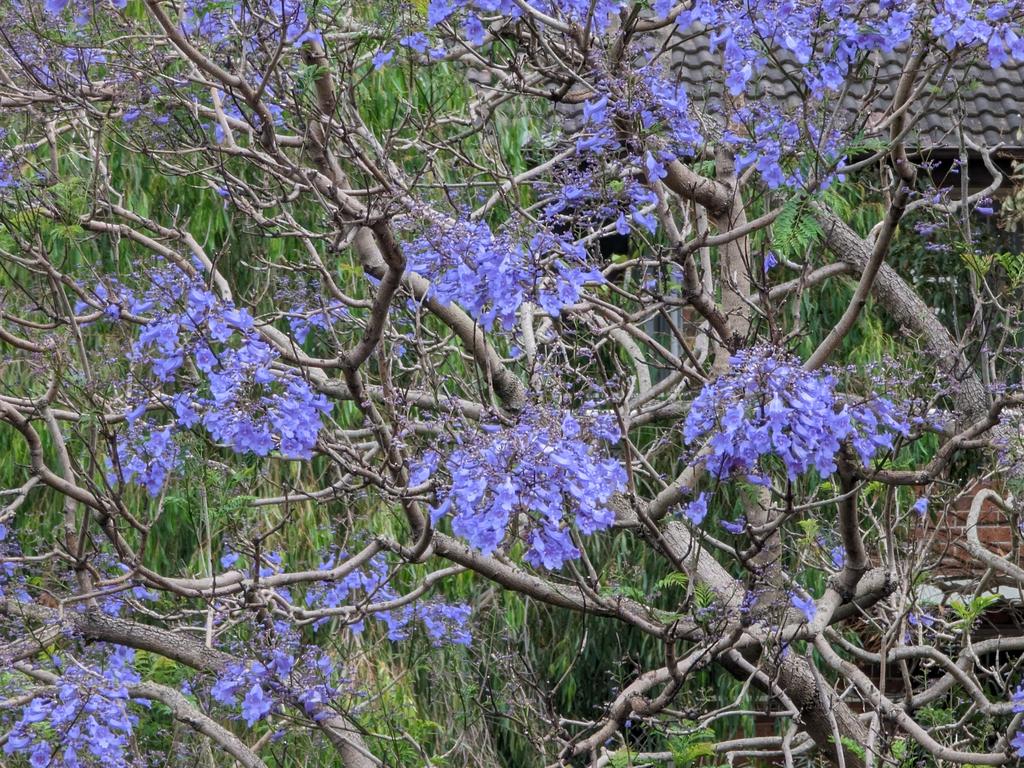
2 0 1024 766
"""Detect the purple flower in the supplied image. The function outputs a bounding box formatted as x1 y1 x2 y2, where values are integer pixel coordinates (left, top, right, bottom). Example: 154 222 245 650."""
631 209 658 233
288 301 348 344
21 699 49 724
400 32 429 53
5 731 33 751
830 545 846 569
0 157 16 190
1012 729 1024 758
426 0 455 26
721 517 745 534
764 251 779 273
683 492 708 525
644 151 667 182
790 592 816 623
726 62 753 96
220 551 240 568
112 424 179 496
29 743 51 768
372 50 394 70
1011 685 1024 714
420 602 472 646
464 14 486 46
582 95 608 125
241 684 274 726
908 610 935 630
211 668 244 705
575 131 617 154
911 497 928 517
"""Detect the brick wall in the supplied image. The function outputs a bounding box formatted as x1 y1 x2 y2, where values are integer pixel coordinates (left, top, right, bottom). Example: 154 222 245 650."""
919 481 1021 577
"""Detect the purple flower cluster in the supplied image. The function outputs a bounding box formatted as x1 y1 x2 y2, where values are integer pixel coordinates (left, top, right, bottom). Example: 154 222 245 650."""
209 594 468 732
1013 729 1024 759
1012 686 1024 756
727 105 846 190
286 302 350 344
541 167 659 238
575 55 836 194
38 0 315 64
3 645 140 768
0 129 18 192
410 0 1024 104
305 552 473 645
0 157 14 191
113 422 178 497
397 31 448 58
0 521 26 601
403 213 603 330
43 0 125 18
683 347 909 481
574 66 703 163
87 266 331 496
181 0 322 47
401 0 1024 103
663 0 1023 98
907 609 936 631
425 0 626 36
210 644 337 727
419 407 626 569
382 600 473 647
694 1 905 97
933 0 1024 67
303 551 390 631
845 395 911 468
402 1 1024 195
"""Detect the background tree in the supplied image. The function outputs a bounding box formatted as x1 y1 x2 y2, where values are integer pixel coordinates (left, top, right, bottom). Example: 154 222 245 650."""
1 1 1024 766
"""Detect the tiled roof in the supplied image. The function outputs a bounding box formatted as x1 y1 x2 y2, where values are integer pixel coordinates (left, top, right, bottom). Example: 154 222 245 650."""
556 36 1024 150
